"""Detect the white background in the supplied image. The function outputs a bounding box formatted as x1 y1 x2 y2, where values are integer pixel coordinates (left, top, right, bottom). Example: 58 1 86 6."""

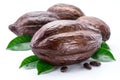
0 0 120 80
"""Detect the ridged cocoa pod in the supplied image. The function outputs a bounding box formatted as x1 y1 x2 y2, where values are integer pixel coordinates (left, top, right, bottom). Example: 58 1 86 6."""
30 20 102 66
9 11 60 36
76 16 110 41
48 3 84 20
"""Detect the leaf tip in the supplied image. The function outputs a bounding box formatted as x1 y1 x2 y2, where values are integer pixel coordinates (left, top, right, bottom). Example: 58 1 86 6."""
6 46 10 50
37 72 41 75
113 57 116 61
19 65 22 68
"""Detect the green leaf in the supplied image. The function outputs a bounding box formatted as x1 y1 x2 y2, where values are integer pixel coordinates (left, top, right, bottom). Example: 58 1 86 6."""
19 55 39 69
37 60 55 75
92 48 115 62
7 35 32 51
101 41 110 50
23 61 38 69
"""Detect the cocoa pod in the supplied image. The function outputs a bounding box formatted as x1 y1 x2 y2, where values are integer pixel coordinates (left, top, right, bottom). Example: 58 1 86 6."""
9 11 60 36
76 16 110 41
30 20 102 66
48 3 84 20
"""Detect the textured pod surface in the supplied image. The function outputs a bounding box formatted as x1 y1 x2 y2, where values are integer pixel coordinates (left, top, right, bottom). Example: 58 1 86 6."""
77 16 110 41
48 3 84 20
9 11 60 36
30 20 102 66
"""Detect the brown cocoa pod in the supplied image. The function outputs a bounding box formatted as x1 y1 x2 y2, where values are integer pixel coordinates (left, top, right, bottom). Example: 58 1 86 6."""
30 20 102 66
9 11 60 36
48 3 84 20
76 16 110 41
